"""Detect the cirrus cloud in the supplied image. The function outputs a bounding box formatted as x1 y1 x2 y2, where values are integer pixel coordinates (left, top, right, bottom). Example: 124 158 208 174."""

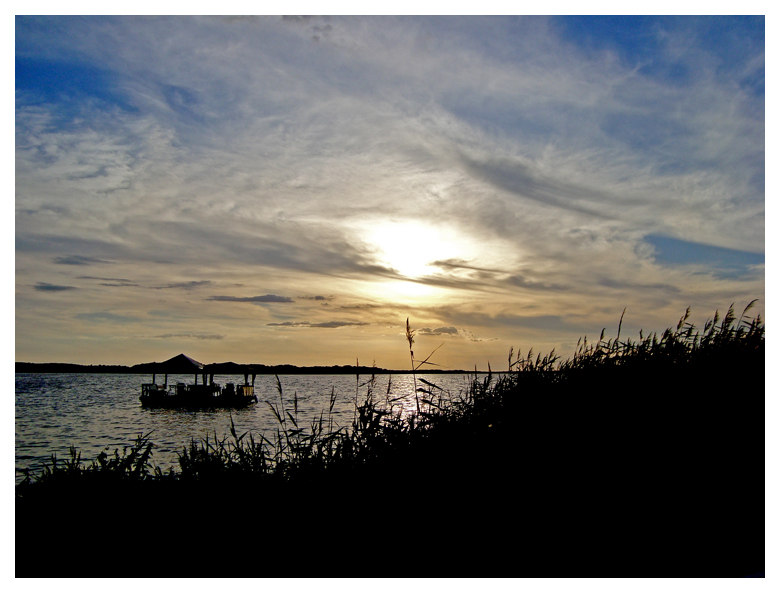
266 320 370 328
15 16 763 368
208 294 294 303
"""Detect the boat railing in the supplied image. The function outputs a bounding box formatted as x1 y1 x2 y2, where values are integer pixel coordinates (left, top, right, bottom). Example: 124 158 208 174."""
142 383 169 397
182 384 221 397
142 379 255 401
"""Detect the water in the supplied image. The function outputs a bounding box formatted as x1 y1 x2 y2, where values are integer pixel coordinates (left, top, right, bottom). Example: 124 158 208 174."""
15 372 475 484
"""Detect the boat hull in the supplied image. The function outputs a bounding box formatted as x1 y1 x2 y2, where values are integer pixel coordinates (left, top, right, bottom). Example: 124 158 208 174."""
140 393 258 409
140 382 258 409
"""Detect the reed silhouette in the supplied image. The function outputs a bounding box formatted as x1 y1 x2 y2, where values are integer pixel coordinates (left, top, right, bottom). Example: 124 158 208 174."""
16 303 764 577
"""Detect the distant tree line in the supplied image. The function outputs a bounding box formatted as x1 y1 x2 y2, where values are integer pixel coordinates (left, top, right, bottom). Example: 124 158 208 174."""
15 361 472 374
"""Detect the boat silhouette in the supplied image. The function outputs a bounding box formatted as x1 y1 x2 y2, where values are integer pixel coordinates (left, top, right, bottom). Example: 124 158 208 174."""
139 354 258 409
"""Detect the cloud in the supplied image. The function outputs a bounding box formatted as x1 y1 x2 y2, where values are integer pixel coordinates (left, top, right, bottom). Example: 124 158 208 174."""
422 259 570 293
78 275 132 282
14 16 764 367
16 232 168 264
505 275 569 292
157 281 213 290
208 294 294 303
429 259 504 274
437 310 578 333
53 255 112 265
417 326 458 336
416 325 497 342
336 303 385 311
34 282 77 292
74 312 141 323
597 277 681 294
459 153 618 219
457 329 499 343
152 333 224 340
77 275 138 287
267 320 369 328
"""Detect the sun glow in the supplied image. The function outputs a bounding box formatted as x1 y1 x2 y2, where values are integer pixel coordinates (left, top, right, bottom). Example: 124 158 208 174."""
376 277 438 300
366 220 471 279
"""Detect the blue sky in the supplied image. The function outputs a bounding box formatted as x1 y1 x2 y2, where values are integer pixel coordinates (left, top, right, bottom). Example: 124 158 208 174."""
14 14 765 368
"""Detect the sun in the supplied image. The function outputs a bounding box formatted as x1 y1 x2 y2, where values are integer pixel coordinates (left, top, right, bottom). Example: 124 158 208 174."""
366 220 469 279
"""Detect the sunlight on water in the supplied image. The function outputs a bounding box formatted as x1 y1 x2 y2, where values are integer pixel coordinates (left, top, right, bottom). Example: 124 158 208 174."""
15 372 474 483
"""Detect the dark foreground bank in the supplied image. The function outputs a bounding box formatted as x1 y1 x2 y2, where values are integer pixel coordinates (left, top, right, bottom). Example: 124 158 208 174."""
16 305 765 577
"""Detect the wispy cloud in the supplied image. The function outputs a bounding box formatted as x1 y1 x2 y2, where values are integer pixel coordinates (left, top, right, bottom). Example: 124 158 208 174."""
157 281 213 290
267 320 370 328
208 294 294 303
15 16 763 367
417 326 459 336
152 333 224 340
415 325 498 342
74 312 141 324
54 255 112 265
78 276 138 287
34 282 77 292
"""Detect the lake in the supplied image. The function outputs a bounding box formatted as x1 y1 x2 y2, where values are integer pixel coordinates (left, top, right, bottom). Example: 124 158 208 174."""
15 372 476 483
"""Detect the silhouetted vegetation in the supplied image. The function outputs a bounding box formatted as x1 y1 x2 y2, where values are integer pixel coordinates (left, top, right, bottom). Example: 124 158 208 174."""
16 303 764 577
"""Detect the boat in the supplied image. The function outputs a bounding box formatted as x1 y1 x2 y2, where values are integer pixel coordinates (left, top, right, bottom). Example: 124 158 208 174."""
138 354 259 409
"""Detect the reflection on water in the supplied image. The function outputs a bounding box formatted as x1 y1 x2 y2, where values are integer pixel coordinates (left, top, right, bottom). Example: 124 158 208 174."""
15 372 473 483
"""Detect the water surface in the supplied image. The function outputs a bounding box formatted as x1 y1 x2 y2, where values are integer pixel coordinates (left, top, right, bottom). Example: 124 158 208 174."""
15 372 474 483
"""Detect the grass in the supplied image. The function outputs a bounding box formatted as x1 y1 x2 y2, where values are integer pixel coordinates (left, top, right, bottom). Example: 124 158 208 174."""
15 302 765 577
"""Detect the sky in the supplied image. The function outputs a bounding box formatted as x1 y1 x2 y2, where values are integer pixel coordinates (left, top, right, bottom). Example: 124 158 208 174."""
14 14 766 370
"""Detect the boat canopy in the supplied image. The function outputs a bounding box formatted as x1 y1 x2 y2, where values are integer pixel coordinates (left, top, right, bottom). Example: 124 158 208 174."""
152 353 204 373
134 355 257 384
131 353 202 374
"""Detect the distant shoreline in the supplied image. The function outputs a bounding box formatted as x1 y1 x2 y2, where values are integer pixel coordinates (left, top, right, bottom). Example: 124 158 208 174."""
15 362 481 374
